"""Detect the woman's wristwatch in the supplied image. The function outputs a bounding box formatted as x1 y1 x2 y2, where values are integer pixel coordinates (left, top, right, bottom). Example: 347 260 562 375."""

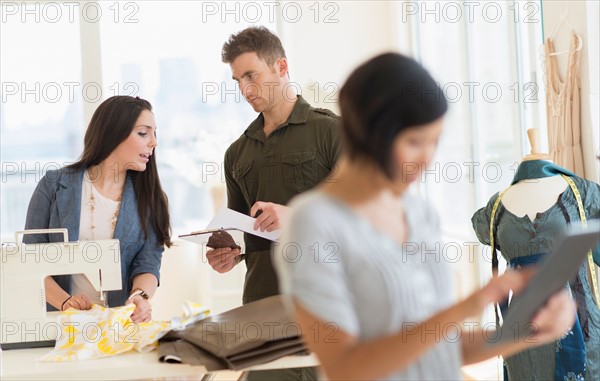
129 288 150 300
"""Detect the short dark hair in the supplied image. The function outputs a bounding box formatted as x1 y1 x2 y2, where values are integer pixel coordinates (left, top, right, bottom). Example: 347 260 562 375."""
222 26 286 66
339 53 448 178
69 96 172 247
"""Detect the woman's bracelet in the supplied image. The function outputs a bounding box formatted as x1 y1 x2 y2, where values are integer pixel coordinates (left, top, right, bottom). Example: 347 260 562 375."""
129 288 150 300
61 296 72 311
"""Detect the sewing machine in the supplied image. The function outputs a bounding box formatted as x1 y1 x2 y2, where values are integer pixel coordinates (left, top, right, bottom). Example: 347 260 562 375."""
0 229 122 349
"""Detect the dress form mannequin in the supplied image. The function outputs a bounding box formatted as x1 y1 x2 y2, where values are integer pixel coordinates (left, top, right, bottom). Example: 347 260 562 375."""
503 129 600 319
502 128 568 221
472 127 600 381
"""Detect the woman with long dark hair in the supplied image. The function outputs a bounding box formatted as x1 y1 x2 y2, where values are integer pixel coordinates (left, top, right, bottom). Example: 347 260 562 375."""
25 95 171 323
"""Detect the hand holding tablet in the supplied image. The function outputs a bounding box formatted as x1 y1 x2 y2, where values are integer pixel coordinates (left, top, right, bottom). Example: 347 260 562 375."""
206 230 241 250
490 221 600 345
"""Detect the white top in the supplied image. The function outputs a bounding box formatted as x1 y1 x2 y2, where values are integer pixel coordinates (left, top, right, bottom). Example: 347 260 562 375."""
72 172 120 305
274 191 462 380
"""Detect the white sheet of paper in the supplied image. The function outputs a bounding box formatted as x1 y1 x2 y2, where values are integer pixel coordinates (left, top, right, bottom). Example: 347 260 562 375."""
207 208 281 241
179 208 281 244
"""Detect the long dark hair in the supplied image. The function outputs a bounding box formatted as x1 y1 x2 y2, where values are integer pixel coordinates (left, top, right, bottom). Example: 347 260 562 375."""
69 96 172 248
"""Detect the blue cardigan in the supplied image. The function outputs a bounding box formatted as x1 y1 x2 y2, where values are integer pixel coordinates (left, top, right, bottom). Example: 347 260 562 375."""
24 167 163 307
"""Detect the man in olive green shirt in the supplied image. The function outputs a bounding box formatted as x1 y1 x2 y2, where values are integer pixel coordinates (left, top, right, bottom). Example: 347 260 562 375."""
206 26 341 306
205 26 340 381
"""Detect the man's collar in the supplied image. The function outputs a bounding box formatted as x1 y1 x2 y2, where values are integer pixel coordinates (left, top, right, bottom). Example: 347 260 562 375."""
285 95 310 125
244 95 310 141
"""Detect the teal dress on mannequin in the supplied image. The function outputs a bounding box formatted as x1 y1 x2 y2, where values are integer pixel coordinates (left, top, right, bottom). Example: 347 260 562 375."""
472 160 600 381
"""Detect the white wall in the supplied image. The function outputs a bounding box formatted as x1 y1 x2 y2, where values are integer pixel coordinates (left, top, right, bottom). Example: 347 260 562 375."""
277 1 411 112
151 234 247 320
542 0 600 181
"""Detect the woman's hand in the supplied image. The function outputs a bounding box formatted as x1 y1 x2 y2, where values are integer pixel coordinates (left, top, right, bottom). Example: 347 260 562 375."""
62 294 92 311
472 269 575 345
126 295 152 323
464 269 532 315
127 274 158 322
528 289 576 345
461 269 577 364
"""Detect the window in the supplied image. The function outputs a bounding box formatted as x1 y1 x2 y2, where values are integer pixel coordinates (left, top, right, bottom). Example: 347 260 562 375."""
407 0 545 312
98 1 278 235
1 2 83 238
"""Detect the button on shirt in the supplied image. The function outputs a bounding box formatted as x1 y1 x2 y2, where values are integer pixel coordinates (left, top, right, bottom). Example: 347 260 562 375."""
224 95 341 303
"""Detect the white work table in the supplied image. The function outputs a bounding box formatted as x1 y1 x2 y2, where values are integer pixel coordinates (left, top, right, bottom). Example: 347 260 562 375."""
0 347 319 380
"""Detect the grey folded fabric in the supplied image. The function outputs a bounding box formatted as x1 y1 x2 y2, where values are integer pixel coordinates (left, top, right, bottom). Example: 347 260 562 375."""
159 295 309 371
158 339 228 370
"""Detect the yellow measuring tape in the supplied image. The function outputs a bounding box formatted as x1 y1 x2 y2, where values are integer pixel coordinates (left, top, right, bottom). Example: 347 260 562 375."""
561 174 600 307
488 176 600 307
489 189 507 277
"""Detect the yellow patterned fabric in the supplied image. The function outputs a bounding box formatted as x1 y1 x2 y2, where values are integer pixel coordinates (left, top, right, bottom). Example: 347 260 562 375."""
41 302 210 361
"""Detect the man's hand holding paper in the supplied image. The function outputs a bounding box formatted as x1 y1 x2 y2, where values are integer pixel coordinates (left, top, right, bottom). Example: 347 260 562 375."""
206 230 243 274
207 230 242 250
206 245 242 274
250 201 289 232
180 206 285 273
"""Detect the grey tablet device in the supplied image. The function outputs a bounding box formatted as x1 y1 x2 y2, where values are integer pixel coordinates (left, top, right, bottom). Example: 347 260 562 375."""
490 221 600 346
